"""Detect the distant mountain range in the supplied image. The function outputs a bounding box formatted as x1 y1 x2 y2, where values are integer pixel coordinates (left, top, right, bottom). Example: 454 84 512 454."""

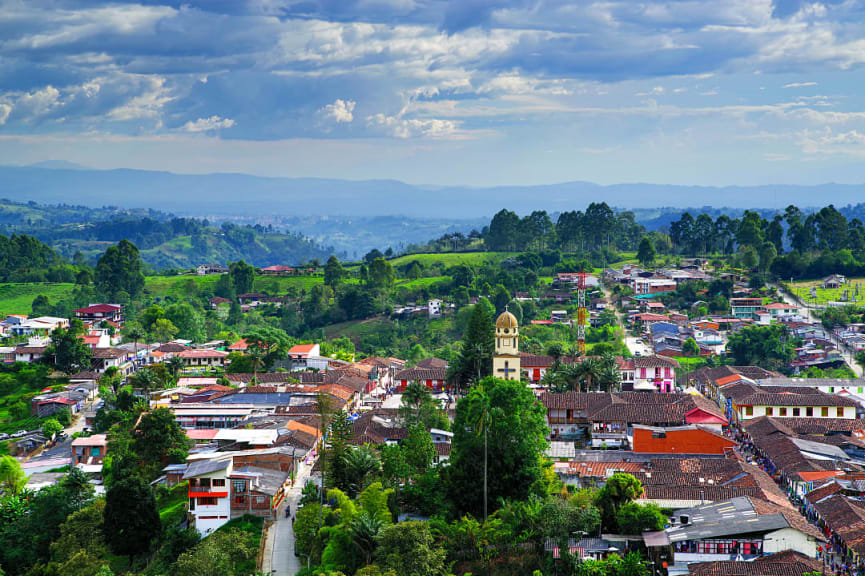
3 164 864 218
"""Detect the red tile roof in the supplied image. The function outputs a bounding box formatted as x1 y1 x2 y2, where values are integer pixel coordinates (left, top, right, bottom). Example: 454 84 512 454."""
74 304 121 314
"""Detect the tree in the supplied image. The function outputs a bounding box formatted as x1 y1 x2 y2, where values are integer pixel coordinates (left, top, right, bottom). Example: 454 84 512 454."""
727 324 795 372
341 446 381 497
596 473 643 530
133 407 189 475
0 456 26 495
368 257 395 292
103 475 161 558
682 337 700 357
50 500 108 563
42 418 63 439
129 366 164 397
49 326 92 375
616 502 667 534
324 255 346 288
450 298 495 389
151 318 178 343
31 294 52 316
375 521 446 576
242 325 291 382
399 381 445 430
446 377 550 518
174 527 258 576
637 237 656 267
94 239 145 300
229 260 255 295
164 302 206 342
403 423 436 474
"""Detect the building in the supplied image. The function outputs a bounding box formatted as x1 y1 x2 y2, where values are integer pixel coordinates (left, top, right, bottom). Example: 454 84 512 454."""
72 434 108 466
260 265 295 276
197 263 228 275
731 390 857 421
493 310 520 381
177 348 229 370
73 304 123 324
666 497 824 573
633 356 680 392
183 452 292 534
287 343 321 364
632 278 677 296
823 274 846 289
730 298 764 320
5 316 69 336
171 404 258 429
428 299 443 318
394 358 448 392
631 424 737 455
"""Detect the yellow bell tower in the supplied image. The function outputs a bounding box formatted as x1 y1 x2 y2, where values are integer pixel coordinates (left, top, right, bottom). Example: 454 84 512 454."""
493 309 521 381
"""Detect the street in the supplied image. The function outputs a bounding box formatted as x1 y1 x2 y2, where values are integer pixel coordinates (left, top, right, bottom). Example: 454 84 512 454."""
21 396 98 476
774 283 863 378
262 458 316 576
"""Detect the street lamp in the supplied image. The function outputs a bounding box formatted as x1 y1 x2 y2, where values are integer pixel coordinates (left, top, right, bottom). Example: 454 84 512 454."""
298 552 311 573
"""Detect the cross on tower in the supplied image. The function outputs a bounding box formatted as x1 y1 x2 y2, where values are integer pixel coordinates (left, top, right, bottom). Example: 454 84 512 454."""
498 361 516 377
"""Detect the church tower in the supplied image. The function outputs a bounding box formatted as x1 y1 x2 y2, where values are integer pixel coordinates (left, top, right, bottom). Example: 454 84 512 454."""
493 309 521 381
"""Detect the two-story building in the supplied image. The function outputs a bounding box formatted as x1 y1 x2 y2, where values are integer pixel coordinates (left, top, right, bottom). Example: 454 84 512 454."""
178 348 229 370
633 356 680 392
73 304 123 324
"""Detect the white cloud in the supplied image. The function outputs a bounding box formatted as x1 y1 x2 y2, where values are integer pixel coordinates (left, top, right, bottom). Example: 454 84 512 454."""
320 99 356 123
783 82 818 88
367 113 460 138
181 115 236 132
637 86 665 96
15 86 62 119
0 104 10 125
107 76 172 121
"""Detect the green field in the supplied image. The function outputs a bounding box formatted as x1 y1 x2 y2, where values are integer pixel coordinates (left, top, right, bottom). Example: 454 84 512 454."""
387 251 519 268
787 278 865 308
394 276 452 290
157 481 190 527
0 283 76 316
143 273 324 299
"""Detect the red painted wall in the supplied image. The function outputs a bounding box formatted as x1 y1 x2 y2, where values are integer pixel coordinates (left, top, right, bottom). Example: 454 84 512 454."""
632 427 736 454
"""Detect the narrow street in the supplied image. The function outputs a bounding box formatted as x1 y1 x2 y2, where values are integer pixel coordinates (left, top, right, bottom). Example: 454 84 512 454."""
773 283 863 378
21 396 98 475
600 281 649 357
262 458 316 575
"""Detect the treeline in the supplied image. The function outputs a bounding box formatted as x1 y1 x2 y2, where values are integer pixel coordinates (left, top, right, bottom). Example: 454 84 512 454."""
484 204 644 253
0 233 81 283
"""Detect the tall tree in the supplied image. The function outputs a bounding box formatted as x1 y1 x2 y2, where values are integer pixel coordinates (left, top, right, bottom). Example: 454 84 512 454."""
49 325 92 375
242 325 291 381
637 237 656 267
94 240 145 301
133 407 189 472
324 255 346 288
446 377 550 518
103 475 161 559
450 298 495 389
229 260 255 295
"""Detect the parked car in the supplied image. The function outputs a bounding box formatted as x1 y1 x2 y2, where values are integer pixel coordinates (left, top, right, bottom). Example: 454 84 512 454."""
0 433 9 441
56 431 68 441
11 430 28 438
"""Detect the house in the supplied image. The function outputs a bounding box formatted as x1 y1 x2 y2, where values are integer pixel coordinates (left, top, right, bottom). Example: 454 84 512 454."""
730 389 857 421
633 356 680 392
197 263 228 276
763 302 800 317
428 299 443 318
394 358 448 392
184 453 292 534
687 550 822 576
237 293 268 306
666 497 824 573
6 316 69 336
90 347 132 374
178 348 228 369
823 274 846 289
287 344 321 364
14 345 47 363
632 278 677 296
73 304 123 324
631 424 737 455
260 265 294 276
72 434 108 466
227 339 248 352
730 298 764 320
171 404 258 429
210 296 232 309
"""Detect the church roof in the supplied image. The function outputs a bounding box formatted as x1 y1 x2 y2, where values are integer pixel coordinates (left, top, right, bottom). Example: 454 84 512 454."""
496 311 518 330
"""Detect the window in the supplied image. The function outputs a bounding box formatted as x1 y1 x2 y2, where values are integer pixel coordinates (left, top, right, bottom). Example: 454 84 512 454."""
199 478 211 488
212 479 226 487
765 407 773 416
792 408 800 417
779 407 787 416
640 368 646 378
806 407 813 417
91 447 100 457
232 480 247 493
234 496 247 505
198 497 218 506
822 407 829 417
838 407 845 417
745 406 753 416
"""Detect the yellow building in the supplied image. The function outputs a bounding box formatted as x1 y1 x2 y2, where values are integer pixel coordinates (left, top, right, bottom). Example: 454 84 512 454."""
493 310 521 381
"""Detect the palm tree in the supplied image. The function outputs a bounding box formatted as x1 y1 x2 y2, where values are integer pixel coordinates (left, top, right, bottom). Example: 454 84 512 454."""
400 381 433 426
348 510 384 565
597 353 622 392
167 355 184 381
130 366 160 400
570 357 602 392
342 446 380 497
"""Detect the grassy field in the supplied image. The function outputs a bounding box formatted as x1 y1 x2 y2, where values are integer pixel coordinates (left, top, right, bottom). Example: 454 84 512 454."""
388 252 519 268
394 276 452 290
157 481 189 527
787 278 865 308
0 283 76 316
143 273 324 299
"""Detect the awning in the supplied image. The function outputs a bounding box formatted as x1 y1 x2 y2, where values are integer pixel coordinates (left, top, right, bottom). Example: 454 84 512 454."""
643 531 670 547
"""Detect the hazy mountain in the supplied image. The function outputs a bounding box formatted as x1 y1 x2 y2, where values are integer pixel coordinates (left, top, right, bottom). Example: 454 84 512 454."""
3 164 864 218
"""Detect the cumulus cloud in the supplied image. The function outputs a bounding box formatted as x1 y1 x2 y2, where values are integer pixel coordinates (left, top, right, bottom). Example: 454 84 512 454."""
367 113 459 138
321 99 356 123
0 104 10 125
181 115 236 132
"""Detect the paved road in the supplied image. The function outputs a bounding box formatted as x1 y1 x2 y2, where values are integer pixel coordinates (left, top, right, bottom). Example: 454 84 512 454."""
774 283 863 377
21 397 99 474
263 459 316 575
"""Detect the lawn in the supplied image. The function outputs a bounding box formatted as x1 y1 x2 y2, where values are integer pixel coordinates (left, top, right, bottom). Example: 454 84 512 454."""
786 278 865 309
0 283 75 316
394 276 452 290
143 273 324 299
387 251 519 268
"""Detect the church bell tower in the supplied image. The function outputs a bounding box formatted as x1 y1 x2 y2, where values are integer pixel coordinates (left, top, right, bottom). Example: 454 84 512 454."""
493 309 521 381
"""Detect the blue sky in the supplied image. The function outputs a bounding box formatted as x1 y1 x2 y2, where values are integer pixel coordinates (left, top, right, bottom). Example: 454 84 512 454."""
2 0 865 187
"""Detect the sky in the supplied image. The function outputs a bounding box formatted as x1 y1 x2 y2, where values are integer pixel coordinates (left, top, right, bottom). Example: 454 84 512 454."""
2 0 865 187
